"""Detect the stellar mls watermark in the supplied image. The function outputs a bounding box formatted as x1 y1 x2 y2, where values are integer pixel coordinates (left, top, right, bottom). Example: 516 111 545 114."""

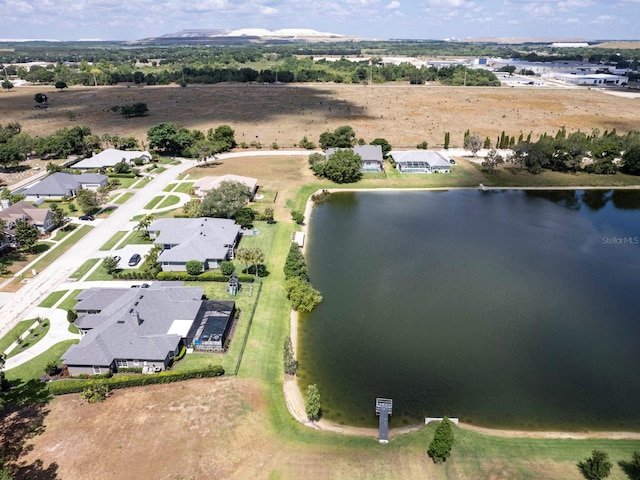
601 235 639 245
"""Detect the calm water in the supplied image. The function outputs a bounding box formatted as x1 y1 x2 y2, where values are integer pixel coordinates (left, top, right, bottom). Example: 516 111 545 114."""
297 190 640 430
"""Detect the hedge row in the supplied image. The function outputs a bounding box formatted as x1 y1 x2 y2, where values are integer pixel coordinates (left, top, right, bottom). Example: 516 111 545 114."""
106 173 138 178
156 271 254 282
48 365 224 395
113 270 157 280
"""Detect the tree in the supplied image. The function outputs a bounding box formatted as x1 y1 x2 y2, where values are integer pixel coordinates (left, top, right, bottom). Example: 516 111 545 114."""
291 210 304 225
284 244 307 279
14 219 38 252
207 124 237 152
263 207 275 224
113 160 132 174
283 336 298 375
464 133 483 156
286 276 322 312
577 450 612 480
1 80 12 91
482 149 504 174
182 199 202 218
54 80 67 90
618 451 640 480
220 261 235 275
427 417 455 464
298 136 315 149
312 149 362 184
370 138 392 158
444 132 450 150
305 384 321 420
0 353 10 392
185 260 204 275
237 246 265 278
147 122 196 155
234 207 256 228
49 203 69 228
76 188 100 214
0 459 14 480
201 180 252 218
102 255 120 275
319 126 356 149
621 144 640 176
135 214 154 238
44 361 59 376
120 102 148 117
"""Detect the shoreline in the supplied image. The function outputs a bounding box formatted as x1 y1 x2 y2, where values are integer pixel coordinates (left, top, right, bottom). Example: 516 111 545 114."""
284 186 640 441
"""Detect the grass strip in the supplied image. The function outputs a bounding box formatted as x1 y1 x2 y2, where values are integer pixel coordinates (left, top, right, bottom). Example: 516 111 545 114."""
6 319 51 359
5 339 78 382
29 225 92 275
143 196 163 210
157 195 180 209
38 290 68 308
112 192 134 204
70 258 100 279
99 231 128 251
0 319 34 354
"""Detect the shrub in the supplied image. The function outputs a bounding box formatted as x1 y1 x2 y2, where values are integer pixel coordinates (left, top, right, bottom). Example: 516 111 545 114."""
283 336 298 375
291 210 304 225
427 417 455 463
417 141 429 149
185 260 204 275
271 142 279 150
45 361 59 376
117 367 143 374
305 384 321 420
220 261 235 275
48 366 225 395
68 203 77 212
155 271 253 282
299 136 316 149
81 384 109 403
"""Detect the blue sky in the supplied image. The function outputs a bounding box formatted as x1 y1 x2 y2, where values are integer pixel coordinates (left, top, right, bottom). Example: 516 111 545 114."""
0 0 638 41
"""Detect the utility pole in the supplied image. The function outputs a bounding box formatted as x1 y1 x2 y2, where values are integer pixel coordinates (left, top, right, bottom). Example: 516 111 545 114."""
369 60 373 86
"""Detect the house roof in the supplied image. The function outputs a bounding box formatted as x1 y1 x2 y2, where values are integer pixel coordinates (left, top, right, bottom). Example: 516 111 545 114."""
193 174 258 196
74 148 151 169
17 172 108 197
149 218 240 264
0 201 50 226
325 145 383 162
64 285 204 367
389 150 451 168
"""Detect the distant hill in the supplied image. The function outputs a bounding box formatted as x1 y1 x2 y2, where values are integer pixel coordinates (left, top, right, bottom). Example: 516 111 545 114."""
131 28 363 45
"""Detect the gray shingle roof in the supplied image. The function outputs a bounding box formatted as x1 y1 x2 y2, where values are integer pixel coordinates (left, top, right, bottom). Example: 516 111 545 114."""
63 285 203 367
149 218 240 265
17 172 108 197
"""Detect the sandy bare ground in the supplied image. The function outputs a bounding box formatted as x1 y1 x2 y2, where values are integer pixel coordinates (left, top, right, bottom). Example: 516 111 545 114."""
2 83 639 153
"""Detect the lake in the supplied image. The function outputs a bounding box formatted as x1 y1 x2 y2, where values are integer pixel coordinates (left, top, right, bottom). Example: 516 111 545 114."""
297 189 640 430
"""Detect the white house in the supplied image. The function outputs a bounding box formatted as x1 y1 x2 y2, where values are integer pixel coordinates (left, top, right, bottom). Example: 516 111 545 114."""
73 148 152 170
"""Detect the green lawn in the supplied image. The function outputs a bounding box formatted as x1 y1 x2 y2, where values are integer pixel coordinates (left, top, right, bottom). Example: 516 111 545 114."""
58 289 82 311
112 192 134 205
50 224 78 240
132 176 152 189
70 258 100 279
163 183 177 192
0 319 34 354
110 177 138 188
28 225 93 276
100 231 128 251
5 339 78 383
143 196 163 210
6 319 51 359
38 290 68 308
68 323 79 334
157 194 180 209
174 182 194 194
86 263 114 281
174 281 260 375
120 230 153 246
154 167 167 174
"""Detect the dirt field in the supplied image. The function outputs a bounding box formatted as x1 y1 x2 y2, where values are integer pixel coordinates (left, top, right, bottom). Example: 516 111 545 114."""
2 83 639 152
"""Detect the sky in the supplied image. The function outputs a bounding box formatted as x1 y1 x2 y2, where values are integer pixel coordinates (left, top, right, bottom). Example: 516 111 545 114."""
0 0 639 42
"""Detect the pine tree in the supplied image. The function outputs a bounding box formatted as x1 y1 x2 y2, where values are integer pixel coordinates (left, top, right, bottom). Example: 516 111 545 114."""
427 417 455 463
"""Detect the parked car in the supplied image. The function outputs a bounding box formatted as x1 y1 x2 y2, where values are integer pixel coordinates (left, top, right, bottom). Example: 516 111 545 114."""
128 253 141 267
79 215 95 221
113 256 121 263
449 159 456 165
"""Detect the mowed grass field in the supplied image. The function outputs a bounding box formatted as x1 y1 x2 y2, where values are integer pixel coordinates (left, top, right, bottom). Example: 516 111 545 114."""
3 84 640 479
2 83 640 151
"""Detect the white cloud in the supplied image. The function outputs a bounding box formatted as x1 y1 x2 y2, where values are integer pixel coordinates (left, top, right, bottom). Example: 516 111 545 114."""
386 1 400 8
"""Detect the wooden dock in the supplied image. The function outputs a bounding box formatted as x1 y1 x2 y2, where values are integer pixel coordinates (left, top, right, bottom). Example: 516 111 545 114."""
376 398 393 443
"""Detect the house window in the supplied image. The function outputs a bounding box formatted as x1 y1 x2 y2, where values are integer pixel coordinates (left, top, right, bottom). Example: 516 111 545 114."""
92 366 101 374
116 359 128 368
169 350 175 358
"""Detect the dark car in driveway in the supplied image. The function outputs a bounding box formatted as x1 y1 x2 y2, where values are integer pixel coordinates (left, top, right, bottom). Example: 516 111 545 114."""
128 253 141 267
79 215 95 221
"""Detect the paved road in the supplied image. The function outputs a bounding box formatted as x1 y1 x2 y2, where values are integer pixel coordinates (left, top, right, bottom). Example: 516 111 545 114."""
0 159 197 338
